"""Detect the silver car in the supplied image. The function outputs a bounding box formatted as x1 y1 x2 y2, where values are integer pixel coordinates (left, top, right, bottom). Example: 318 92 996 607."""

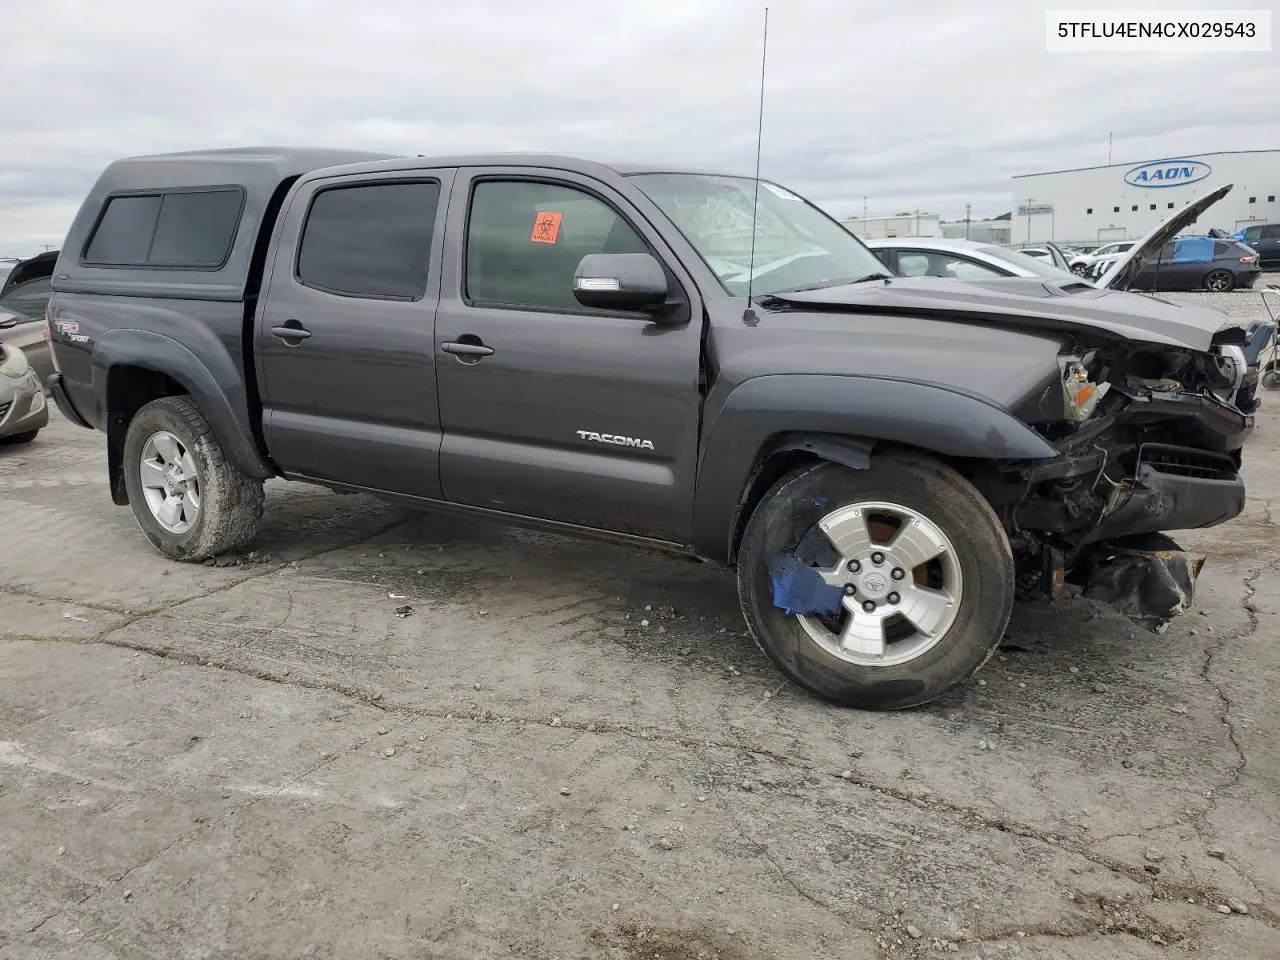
0 338 48 444
865 237 1089 284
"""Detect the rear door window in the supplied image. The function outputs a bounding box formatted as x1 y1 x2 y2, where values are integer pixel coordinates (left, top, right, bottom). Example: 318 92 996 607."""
296 180 441 300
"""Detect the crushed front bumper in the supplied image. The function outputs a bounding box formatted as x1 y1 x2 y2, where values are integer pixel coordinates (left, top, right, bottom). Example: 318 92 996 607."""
1084 443 1246 543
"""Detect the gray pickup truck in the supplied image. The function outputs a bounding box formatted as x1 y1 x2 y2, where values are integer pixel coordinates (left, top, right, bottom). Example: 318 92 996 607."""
45 148 1266 710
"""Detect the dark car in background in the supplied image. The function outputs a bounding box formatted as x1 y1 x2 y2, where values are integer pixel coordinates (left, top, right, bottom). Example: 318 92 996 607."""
1090 236 1259 292
0 250 58 385
1237 223 1280 269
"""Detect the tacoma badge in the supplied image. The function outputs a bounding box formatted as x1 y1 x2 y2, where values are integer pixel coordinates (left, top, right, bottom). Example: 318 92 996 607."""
576 430 655 451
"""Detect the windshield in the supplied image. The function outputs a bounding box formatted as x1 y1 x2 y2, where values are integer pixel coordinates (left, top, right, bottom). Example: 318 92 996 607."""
628 173 887 297
976 244 1081 282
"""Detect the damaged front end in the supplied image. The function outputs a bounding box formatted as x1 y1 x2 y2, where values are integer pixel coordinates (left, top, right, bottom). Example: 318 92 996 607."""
983 325 1266 628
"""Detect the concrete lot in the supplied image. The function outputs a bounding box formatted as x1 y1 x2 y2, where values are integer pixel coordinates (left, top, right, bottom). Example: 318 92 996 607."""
3 296 1280 959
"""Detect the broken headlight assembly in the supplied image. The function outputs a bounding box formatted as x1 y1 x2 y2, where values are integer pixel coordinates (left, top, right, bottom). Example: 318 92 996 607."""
1058 354 1110 423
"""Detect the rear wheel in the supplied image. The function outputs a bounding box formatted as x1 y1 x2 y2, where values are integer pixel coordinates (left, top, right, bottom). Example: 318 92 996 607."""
736 454 1014 710
1204 269 1235 293
121 397 264 561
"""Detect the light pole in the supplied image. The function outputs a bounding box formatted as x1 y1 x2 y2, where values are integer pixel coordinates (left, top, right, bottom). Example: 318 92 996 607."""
1025 198 1034 244
965 203 971 240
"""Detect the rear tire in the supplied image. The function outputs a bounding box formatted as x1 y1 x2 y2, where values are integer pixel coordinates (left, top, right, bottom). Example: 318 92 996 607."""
736 453 1014 710
1204 269 1235 293
121 396 264 562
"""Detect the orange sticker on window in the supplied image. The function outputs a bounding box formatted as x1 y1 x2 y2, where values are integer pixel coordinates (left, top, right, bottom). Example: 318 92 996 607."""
531 210 563 244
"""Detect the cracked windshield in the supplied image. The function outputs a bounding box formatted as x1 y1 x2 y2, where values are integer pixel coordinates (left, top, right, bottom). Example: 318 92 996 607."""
630 173 887 297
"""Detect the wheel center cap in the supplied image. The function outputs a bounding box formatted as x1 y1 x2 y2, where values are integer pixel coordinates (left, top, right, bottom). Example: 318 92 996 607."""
861 572 888 595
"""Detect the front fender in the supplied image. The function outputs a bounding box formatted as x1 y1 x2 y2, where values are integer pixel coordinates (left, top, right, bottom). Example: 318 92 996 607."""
93 328 273 482
691 373 1058 561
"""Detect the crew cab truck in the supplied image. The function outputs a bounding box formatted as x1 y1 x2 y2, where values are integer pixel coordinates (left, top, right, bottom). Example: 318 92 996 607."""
46 148 1263 710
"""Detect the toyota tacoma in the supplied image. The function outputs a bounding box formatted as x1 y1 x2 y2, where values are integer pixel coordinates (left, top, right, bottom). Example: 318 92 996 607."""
43 148 1269 710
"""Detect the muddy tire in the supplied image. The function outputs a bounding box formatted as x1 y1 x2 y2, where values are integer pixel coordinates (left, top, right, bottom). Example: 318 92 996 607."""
121 396 264 562
736 453 1014 710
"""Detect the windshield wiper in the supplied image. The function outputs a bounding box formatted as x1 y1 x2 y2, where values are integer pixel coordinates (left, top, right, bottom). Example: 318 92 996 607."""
778 272 892 294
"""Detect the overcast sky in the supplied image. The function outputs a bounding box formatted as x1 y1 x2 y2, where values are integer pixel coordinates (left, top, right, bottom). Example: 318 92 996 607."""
2 0 1276 255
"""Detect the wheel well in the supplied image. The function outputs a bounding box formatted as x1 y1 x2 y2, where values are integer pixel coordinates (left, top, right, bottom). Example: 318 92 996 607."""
105 366 188 505
727 439 981 564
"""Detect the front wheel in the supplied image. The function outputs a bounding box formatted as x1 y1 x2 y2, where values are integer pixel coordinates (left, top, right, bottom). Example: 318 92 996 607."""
736 454 1014 710
121 396 264 561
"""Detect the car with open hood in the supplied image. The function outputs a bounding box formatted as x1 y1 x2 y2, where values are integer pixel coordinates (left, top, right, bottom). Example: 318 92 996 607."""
43 148 1272 711
1090 188 1259 293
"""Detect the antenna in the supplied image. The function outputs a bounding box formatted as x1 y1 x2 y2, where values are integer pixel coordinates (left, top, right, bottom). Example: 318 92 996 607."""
743 6 769 322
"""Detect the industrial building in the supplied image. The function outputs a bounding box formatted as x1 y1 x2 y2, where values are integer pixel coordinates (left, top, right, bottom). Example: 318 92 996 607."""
1010 149 1279 248
839 212 940 239
939 218 1011 244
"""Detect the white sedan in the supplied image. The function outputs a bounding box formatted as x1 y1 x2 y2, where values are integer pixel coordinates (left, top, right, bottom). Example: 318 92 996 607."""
864 237 1090 284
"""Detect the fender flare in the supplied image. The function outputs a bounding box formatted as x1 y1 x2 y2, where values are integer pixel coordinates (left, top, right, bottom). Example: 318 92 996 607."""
691 373 1058 561
93 329 273 502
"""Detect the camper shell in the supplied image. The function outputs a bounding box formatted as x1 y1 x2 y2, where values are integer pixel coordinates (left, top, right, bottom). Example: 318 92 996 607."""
55 147 398 302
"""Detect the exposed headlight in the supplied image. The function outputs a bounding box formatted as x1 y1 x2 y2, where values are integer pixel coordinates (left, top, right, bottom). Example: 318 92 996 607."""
0 345 29 379
1214 344 1246 396
1059 355 1110 422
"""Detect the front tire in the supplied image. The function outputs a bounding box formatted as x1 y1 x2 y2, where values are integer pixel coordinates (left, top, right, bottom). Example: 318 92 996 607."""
0 430 39 445
736 454 1014 710
121 396 264 561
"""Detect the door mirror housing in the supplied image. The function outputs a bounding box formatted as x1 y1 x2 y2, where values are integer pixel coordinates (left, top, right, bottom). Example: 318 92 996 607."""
573 253 669 312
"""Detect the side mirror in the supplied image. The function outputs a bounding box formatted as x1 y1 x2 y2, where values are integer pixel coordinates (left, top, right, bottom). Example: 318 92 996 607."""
573 253 669 312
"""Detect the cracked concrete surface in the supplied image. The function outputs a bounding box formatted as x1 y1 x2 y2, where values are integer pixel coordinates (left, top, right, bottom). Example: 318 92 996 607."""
4 368 1280 957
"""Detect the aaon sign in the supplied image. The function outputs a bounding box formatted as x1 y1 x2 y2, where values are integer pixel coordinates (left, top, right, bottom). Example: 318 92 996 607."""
1124 158 1212 189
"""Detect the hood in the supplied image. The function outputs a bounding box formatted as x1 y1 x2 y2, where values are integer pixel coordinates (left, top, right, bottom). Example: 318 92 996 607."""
763 275 1232 351
1096 184 1231 290
0 250 58 299
1043 241 1073 272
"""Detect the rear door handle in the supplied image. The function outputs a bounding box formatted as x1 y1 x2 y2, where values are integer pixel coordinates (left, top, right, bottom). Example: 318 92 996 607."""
270 321 311 343
440 338 494 360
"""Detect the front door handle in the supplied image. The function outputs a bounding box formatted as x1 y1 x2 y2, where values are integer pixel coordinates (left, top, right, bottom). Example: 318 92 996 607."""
270 320 311 343
441 336 494 362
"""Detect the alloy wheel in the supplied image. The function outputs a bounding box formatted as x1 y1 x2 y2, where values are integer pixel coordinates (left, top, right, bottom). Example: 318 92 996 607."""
139 430 202 534
795 500 963 667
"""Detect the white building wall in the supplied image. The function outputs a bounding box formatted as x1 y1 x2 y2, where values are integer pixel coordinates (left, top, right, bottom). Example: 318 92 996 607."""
839 213 941 238
939 220 1011 244
1011 149 1279 246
